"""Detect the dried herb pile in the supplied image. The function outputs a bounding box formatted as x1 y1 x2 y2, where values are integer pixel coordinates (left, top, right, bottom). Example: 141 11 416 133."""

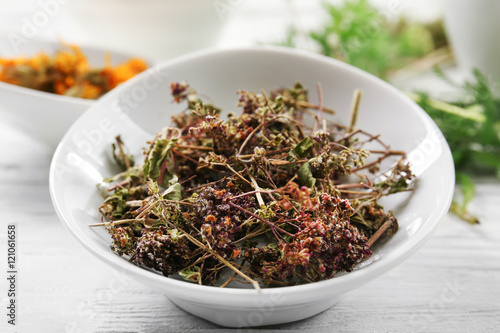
95 82 414 288
0 43 148 99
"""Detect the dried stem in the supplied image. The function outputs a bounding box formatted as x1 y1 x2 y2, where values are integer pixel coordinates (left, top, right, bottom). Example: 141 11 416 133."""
89 218 155 227
296 101 335 115
227 201 294 238
115 135 131 170
366 218 395 248
348 89 362 133
313 83 324 133
182 230 261 290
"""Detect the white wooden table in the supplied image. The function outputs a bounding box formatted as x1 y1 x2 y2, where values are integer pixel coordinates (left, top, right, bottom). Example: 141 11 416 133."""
1 1 499 332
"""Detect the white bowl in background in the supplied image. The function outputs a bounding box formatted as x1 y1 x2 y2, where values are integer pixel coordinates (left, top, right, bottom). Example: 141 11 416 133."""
0 38 151 149
58 0 227 62
49 47 455 327
444 0 500 84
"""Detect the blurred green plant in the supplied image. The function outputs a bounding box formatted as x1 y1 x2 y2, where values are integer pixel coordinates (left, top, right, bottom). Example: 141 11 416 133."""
280 0 446 79
412 69 500 176
411 69 500 223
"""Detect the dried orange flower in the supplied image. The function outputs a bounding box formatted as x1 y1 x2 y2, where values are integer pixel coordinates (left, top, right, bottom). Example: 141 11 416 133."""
0 43 148 99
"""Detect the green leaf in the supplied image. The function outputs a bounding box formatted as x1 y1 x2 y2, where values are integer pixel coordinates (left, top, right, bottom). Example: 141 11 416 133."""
147 180 160 195
163 182 182 201
267 242 278 250
168 229 181 240
471 150 500 171
179 266 201 282
101 188 130 219
102 165 142 183
451 173 479 224
143 138 177 187
456 173 475 207
298 162 316 188
290 137 314 158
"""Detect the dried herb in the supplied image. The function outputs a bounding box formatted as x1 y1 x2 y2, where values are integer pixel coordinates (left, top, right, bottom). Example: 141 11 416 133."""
93 81 414 288
0 43 148 99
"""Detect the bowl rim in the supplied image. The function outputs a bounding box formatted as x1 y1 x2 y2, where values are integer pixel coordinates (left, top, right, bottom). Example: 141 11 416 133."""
0 79 94 107
49 45 455 299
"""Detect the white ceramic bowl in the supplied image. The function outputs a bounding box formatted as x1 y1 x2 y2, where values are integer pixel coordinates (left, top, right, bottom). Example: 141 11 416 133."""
0 38 150 149
49 47 455 328
59 0 227 62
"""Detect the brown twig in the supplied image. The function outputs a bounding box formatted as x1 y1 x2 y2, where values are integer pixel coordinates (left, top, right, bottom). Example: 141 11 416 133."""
227 201 294 238
366 218 395 248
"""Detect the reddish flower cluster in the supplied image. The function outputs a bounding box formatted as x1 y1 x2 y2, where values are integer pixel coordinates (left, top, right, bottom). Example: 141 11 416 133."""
133 226 192 277
245 192 371 283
